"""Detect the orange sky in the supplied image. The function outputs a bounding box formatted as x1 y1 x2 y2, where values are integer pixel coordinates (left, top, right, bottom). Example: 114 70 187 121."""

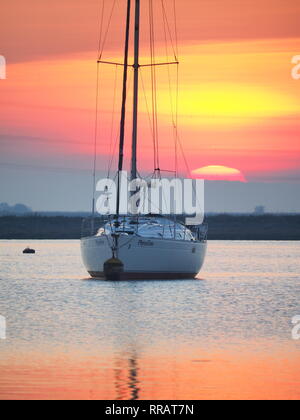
1 0 300 182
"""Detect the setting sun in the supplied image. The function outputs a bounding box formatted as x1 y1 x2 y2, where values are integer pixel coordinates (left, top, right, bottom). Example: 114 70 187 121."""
192 165 247 182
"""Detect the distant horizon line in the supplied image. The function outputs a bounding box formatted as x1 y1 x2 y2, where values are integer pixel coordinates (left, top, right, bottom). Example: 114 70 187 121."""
1 211 300 217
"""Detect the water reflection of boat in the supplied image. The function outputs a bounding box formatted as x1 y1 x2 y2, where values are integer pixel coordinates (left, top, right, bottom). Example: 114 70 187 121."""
114 351 140 400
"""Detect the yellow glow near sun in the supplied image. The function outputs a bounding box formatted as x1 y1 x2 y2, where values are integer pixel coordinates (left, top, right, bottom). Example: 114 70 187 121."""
156 83 300 126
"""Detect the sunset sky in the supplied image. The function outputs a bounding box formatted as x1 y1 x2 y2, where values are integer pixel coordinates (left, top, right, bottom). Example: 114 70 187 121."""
0 0 300 212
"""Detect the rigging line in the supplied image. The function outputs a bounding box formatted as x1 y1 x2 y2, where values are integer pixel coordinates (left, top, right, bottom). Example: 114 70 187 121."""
107 65 119 178
98 0 118 60
140 61 179 67
92 62 101 218
153 74 160 170
161 1 179 180
171 0 180 183
137 170 160 184
161 0 178 183
173 1 180 145
107 128 120 178
92 0 108 223
177 132 203 211
161 0 176 128
161 0 172 113
161 0 178 61
175 63 179 177
97 60 125 66
140 69 156 170
97 0 106 58
148 0 156 169
177 133 190 177
149 0 160 170
173 0 179 59
172 63 180 180
140 71 154 138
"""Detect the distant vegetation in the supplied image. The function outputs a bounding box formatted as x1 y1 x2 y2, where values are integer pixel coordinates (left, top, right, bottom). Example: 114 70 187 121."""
0 214 299 240
0 202 32 215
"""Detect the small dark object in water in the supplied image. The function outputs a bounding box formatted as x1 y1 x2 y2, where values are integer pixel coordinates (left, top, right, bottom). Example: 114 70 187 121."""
23 247 36 254
103 258 124 281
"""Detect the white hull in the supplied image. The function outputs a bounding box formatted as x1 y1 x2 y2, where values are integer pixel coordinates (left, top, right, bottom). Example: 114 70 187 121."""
81 234 207 280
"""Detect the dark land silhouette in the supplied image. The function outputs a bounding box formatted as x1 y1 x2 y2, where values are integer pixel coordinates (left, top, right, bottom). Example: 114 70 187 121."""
0 214 299 240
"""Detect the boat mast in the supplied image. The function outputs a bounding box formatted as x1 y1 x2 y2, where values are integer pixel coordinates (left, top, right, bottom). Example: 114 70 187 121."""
131 0 140 181
116 0 131 221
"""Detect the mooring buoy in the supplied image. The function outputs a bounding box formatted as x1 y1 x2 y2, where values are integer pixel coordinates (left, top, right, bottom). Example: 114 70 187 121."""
23 247 36 254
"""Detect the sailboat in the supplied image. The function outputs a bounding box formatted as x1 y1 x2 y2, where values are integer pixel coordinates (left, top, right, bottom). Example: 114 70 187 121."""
81 0 207 280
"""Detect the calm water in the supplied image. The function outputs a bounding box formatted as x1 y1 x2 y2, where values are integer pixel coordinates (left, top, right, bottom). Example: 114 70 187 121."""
0 240 299 400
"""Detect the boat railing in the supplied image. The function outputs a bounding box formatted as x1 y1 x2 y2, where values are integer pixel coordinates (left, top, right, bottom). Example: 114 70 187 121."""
82 215 140 238
81 216 208 242
188 223 208 242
